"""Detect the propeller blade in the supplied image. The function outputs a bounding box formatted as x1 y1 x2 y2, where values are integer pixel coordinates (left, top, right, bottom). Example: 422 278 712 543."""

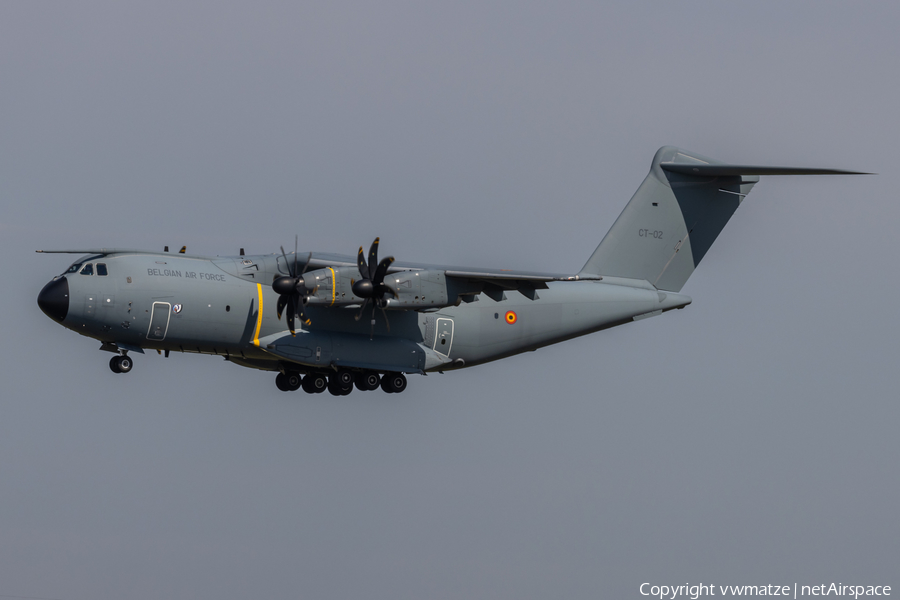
377 281 398 299
372 256 395 285
368 238 380 280
379 306 391 333
297 302 311 327
293 236 298 281
276 295 287 320
280 245 294 278
357 246 368 280
301 251 312 275
286 296 296 335
354 298 369 321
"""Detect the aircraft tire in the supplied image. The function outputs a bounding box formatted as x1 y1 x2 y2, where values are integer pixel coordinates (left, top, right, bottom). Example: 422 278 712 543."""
109 356 121 373
116 355 133 374
335 370 354 387
303 373 328 394
389 373 407 393
275 373 290 392
285 373 302 391
327 379 343 396
355 372 380 391
381 372 406 393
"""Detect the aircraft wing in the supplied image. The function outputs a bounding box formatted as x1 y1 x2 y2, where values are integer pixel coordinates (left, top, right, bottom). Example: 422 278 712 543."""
441 270 597 302
36 248 132 255
302 252 598 301
304 252 589 281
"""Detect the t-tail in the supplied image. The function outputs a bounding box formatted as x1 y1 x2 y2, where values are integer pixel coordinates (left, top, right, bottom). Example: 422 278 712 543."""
578 146 868 292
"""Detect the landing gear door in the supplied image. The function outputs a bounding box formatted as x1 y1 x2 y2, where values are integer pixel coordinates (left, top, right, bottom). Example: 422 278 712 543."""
146 302 171 341
433 317 453 356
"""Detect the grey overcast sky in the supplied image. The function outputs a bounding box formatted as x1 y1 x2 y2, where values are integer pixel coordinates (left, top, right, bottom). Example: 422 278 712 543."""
1 2 897 599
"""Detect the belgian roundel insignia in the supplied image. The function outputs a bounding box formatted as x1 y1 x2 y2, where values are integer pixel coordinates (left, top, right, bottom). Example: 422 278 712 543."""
505 311 517 324
173 304 183 314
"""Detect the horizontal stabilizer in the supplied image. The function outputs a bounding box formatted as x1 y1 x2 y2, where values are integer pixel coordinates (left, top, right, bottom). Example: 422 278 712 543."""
661 164 871 177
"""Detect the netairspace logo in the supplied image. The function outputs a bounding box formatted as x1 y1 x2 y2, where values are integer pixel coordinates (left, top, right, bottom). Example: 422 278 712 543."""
639 583 891 600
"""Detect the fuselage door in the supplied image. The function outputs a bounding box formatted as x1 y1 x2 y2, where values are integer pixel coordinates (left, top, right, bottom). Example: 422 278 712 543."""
147 302 172 341
434 317 453 356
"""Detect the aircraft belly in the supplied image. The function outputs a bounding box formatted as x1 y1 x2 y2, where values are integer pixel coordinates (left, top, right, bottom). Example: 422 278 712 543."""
256 330 425 373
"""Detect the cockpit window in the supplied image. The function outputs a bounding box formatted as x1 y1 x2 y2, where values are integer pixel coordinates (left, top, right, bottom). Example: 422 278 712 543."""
65 263 83 274
80 263 94 275
96 263 108 276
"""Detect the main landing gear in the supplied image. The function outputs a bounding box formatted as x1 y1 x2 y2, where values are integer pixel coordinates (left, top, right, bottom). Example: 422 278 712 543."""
109 354 133 374
274 372 302 392
274 371 408 394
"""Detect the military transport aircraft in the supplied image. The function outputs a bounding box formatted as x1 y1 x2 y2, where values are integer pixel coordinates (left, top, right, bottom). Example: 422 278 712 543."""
36 146 865 395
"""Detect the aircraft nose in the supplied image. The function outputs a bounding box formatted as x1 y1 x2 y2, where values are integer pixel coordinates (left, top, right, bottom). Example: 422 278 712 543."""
37 277 69 322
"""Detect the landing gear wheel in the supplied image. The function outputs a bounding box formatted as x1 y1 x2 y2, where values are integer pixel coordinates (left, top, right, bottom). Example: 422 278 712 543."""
115 355 133 374
285 373 302 391
302 373 328 394
109 355 121 373
335 370 354 387
354 372 380 391
381 372 406 393
328 375 353 396
275 373 290 392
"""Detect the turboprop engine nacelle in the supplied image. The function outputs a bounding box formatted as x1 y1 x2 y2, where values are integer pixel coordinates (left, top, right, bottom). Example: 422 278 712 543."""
302 266 453 309
302 266 359 306
381 269 451 309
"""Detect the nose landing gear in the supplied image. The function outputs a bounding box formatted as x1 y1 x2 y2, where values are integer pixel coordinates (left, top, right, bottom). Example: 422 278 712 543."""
109 354 133 374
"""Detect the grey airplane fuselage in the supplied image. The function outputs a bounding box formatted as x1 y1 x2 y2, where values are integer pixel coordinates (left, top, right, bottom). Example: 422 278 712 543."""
41 147 860 388
47 250 691 374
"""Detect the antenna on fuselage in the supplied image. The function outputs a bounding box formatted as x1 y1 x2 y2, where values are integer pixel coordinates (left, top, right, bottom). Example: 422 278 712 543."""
164 246 169 252
179 246 186 254
240 248 245 256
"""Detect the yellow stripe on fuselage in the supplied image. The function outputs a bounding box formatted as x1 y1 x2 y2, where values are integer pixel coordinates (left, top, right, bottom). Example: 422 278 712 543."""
252 283 264 346
329 267 336 306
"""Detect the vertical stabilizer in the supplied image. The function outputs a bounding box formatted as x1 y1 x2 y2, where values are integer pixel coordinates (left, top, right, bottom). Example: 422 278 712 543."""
579 147 865 291
579 146 758 292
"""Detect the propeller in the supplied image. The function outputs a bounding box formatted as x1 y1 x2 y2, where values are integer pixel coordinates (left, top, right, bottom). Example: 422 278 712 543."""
351 237 396 337
272 236 314 335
